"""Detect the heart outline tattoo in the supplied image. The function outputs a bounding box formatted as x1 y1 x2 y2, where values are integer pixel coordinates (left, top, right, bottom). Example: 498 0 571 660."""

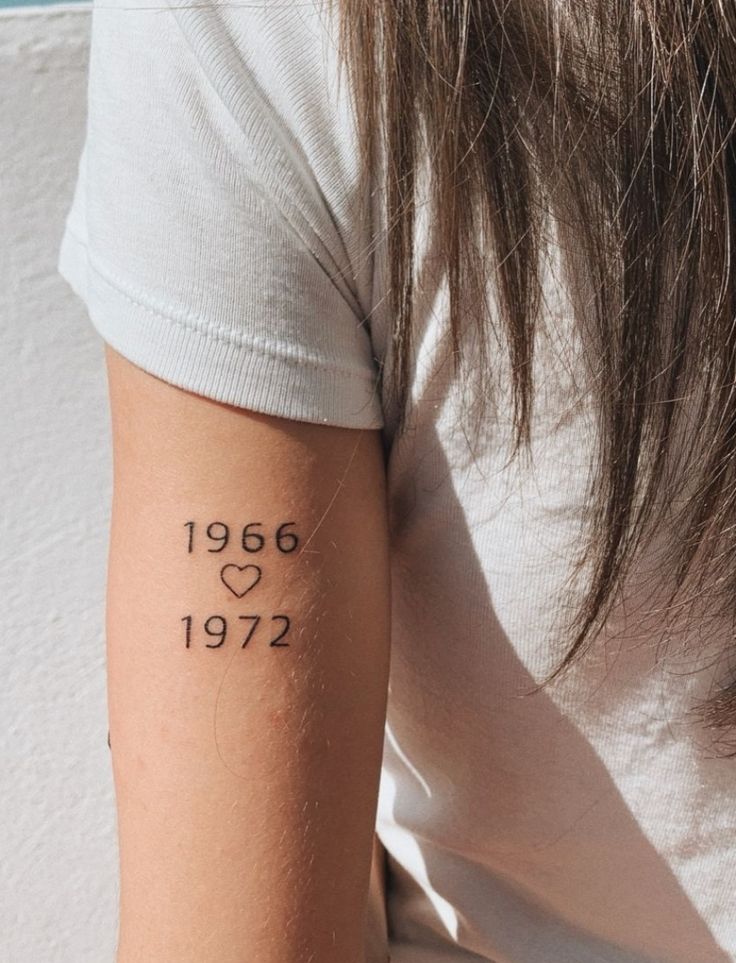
220 563 262 599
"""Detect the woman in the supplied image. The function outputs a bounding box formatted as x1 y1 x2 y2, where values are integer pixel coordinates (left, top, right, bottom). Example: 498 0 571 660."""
57 0 736 959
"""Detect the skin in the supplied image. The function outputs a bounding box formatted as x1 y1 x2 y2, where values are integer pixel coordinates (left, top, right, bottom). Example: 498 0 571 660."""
104 344 391 963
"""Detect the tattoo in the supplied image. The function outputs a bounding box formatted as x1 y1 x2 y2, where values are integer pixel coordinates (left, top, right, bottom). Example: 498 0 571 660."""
182 521 299 650
220 563 262 598
183 520 299 554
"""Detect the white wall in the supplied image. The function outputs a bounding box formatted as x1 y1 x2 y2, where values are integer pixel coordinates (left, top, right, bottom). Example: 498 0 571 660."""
1 5 120 961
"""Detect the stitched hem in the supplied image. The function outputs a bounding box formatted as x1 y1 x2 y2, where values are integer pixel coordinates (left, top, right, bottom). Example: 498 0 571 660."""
57 222 385 430
61 221 378 382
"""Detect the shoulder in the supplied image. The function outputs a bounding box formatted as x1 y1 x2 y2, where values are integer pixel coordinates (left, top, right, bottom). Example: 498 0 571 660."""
59 0 384 432
88 0 358 188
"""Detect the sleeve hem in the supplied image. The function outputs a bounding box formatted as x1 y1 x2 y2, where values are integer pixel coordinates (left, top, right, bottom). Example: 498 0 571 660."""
57 225 385 431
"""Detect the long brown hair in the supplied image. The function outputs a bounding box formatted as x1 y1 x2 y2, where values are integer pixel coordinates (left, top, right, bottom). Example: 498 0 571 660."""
326 0 736 745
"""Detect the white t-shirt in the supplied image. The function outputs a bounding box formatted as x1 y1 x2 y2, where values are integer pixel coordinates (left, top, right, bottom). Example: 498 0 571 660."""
57 1 736 959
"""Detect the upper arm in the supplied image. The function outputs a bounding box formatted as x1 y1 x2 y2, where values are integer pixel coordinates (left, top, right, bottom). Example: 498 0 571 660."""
104 344 391 962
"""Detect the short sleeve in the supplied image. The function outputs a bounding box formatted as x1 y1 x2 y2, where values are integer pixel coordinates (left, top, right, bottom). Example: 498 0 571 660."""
56 0 384 430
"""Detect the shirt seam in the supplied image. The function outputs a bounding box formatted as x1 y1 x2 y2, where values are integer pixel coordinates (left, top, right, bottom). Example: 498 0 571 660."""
64 223 380 383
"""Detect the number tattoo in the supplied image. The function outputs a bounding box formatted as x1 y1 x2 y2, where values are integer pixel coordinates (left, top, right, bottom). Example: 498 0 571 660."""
181 521 299 650
183 521 299 554
180 614 291 649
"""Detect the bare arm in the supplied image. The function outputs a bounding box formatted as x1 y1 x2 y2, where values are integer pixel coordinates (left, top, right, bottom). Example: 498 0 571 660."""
104 344 391 963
